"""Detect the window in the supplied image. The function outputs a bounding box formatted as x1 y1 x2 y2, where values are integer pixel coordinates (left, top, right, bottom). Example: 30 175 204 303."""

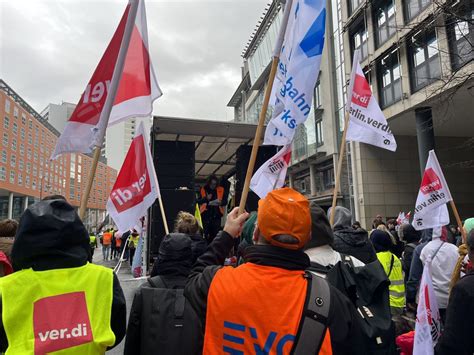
27 148 32 160
18 173 22 185
377 50 402 107
26 162 31 174
4 100 10 113
25 176 30 187
10 154 16 168
13 106 18 118
19 144 24 155
1 150 6 164
404 0 430 22
447 4 474 70
0 167 5 181
374 0 396 47
40 157 44 167
21 114 26 125
19 159 24 171
4 116 9 129
2 133 7 146
11 138 16 151
32 180 37 190
33 165 37 177
28 133 32 145
349 0 364 15
314 80 322 109
34 152 38 163
350 23 369 61
9 171 15 184
20 128 25 140
315 112 324 146
28 120 32 129
408 28 441 92
12 122 17 135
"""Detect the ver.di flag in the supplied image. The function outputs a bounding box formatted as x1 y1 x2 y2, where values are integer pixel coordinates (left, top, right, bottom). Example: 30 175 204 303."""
412 150 452 230
250 145 292 198
107 122 160 232
264 0 326 146
52 0 161 159
345 50 397 151
413 262 441 355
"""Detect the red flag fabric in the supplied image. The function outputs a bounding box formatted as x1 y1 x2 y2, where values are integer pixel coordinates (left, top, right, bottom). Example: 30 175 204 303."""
107 122 160 232
52 0 161 159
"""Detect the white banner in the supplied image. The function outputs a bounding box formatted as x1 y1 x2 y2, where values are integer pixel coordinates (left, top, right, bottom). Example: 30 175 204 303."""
250 145 292 198
413 262 441 355
345 50 397 151
263 0 326 146
412 150 452 230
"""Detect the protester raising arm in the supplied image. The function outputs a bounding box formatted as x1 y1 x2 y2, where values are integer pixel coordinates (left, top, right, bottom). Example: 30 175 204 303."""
185 208 248 321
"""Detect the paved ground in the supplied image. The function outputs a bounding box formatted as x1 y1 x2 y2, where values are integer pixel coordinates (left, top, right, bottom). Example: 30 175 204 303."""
92 248 144 354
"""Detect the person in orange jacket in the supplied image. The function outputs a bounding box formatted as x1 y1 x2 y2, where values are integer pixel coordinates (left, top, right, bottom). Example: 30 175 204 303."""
185 188 365 354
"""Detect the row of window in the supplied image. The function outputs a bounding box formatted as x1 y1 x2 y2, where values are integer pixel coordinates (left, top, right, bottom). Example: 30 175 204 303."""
350 0 473 74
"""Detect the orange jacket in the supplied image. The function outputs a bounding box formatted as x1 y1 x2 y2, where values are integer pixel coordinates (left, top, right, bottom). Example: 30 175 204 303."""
203 263 332 354
200 186 225 215
102 232 112 246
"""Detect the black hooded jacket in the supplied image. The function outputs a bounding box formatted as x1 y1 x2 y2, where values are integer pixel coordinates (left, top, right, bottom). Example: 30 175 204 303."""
0 199 126 352
330 207 377 264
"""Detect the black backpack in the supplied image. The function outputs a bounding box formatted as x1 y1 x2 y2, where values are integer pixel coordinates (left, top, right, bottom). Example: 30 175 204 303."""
309 256 397 355
130 276 202 355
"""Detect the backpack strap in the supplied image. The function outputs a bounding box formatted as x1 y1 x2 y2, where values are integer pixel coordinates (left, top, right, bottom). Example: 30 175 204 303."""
431 242 445 261
387 255 395 278
340 253 355 268
174 289 186 321
148 276 167 289
292 272 331 355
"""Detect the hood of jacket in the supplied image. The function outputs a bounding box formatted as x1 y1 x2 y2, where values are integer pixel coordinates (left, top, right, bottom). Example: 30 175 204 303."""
11 199 90 271
334 228 371 247
328 206 352 231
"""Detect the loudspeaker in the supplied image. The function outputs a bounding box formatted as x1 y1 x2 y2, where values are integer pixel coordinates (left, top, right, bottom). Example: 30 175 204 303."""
149 189 196 257
234 145 278 212
154 141 195 190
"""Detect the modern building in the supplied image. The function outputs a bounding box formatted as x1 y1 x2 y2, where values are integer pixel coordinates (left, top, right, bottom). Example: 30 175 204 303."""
228 1 353 211
229 0 473 227
342 0 473 226
0 79 117 230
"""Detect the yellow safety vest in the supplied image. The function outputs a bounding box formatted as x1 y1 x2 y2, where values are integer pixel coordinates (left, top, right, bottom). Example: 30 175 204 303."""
377 251 405 308
90 235 97 245
0 263 115 354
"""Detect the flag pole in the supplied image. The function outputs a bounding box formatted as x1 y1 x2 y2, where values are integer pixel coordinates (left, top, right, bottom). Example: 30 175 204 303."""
449 200 466 243
238 0 292 215
158 196 169 235
79 0 140 220
330 111 350 226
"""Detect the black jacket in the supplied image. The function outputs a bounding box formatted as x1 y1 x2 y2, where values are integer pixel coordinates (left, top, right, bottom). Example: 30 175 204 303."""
332 229 377 264
0 199 126 352
435 272 474 355
189 234 207 264
185 231 367 354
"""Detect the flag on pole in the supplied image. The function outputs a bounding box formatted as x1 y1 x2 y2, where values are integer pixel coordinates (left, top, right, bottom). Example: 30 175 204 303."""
131 233 144 277
345 50 397 151
106 121 160 232
250 145 292 198
413 262 441 355
194 204 203 229
264 0 326 146
412 150 452 230
52 0 161 159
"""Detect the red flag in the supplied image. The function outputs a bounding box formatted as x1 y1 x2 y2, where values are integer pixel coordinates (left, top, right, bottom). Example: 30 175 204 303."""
52 0 161 159
107 122 160 232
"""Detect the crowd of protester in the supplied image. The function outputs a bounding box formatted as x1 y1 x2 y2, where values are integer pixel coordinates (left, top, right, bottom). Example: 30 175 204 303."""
0 191 472 354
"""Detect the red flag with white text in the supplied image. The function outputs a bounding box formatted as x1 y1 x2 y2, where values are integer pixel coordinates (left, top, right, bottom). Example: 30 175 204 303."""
106 122 160 232
52 0 161 159
250 145 292 198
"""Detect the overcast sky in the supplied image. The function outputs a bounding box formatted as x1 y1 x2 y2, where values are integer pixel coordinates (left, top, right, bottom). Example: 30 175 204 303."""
0 0 269 121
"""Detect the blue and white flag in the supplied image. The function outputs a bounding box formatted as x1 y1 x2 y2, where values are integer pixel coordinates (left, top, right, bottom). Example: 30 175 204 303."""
264 0 326 146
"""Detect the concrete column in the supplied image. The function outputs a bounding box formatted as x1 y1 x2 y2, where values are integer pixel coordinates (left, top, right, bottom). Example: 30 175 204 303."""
415 107 435 175
7 192 13 219
23 196 29 211
309 164 317 196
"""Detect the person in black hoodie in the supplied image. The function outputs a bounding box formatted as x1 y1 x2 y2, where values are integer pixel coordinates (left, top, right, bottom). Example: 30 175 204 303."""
329 206 377 264
125 233 202 354
0 196 126 354
400 224 421 284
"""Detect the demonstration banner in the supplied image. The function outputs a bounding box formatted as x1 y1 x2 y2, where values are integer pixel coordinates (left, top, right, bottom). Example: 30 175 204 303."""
264 0 326 146
345 50 397 151
106 122 160 232
412 150 452 230
414 262 441 355
52 0 161 159
250 145 292 198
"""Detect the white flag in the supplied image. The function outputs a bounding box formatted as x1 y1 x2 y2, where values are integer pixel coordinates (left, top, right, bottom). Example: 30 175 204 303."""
413 262 441 355
52 0 161 159
250 145 292 198
412 150 452 230
345 50 397 151
264 0 326 146
106 122 160 232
